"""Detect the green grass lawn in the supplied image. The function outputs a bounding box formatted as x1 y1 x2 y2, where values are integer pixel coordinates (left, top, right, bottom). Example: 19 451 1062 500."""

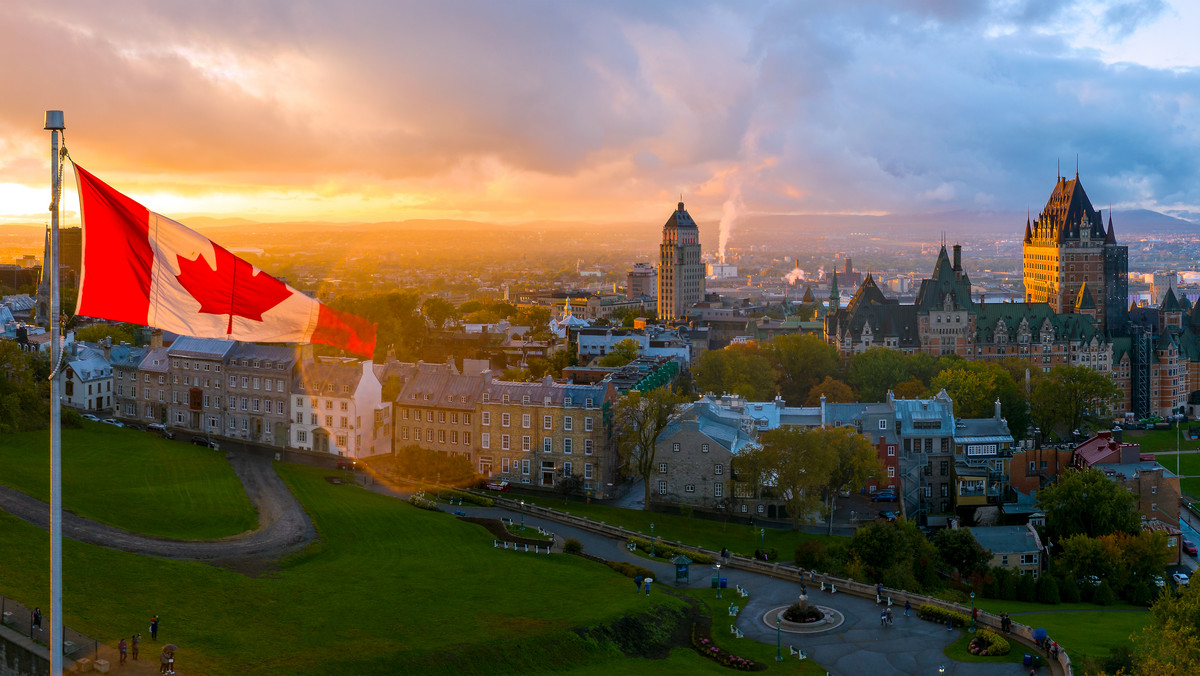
1183 477 1200 500
554 647 734 675
0 425 256 539
513 493 836 559
973 599 1135 615
0 463 689 675
692 588 826 675
1016 610 1150 661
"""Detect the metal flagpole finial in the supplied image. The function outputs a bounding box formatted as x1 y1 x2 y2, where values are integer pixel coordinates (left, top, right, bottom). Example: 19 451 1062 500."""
44 110 65 131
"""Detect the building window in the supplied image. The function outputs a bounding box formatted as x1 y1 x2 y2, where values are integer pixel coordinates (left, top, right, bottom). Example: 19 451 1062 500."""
714 482 723 498
522 459 530 475
658 480 667 495
401 427 409 440
502 457 511 473
888 467 896 478
543 437 552 453
481 433 490 449
658 462 667 474
426 429 433 442
563 461 573 476
701 443 709 453
584 463 593 480
584 417 593 432
564 438 573 454
888 445 896 456
672 443 680 452
584 438 593 455
502 434 510 450
1001 555 1008 566
482 412 491 426
464 432 471 445
451 430 459 444
543 415 552 430
564 416 573 431
298 430 308 443
879 420 887 430
502 413 510 427
438 430 446 444
685 484 695 493
715 464 723 475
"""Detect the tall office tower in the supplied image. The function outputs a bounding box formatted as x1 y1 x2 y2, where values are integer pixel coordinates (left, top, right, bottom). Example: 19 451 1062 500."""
657 201 704 321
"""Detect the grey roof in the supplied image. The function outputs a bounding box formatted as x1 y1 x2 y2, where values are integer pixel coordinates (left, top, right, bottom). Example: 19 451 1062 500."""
109 344 146 369
295 357 366 397
971 525 1042 555
167 336 235 359
1095 461 1175 480
227 343 299 367
891 394 954 435
67 356 111 382
661 401 756 455
483 378 612 409
952 418 1014 444
138 347 171 372
398 362 489 410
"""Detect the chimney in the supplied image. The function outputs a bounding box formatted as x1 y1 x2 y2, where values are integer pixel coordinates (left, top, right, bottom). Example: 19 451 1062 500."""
103 336 112 362
994 397 1002 420
149 329 163 350
953 244 961 272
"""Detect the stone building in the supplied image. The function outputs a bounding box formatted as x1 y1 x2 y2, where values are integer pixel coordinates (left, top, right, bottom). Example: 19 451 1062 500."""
164 336 234 435
394 361 487 463
652 400 755 511
972 524 1044 577
657 201 704 320
223 343 298 447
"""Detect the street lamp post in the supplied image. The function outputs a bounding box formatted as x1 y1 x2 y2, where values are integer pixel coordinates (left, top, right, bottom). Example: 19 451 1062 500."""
776 616 782 662
969 592 976 633
650 523 655 558
520 500 525 529
716 563 722 599
760 528 765 553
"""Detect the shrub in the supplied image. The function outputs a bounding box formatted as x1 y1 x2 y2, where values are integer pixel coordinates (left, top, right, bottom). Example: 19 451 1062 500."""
605 560 655 580
782 602 824 623
794 540 828 569
1017 574 1037 602
1058 576 1081 603
408 494 439 511
564 538 583 554
1000 572 1018 601
968 629 1011 656
626 537 714 565
1126 582 1153 606
916 604 969 628
439 489 493 507
1093 580 1115 606
1036 575 1060 604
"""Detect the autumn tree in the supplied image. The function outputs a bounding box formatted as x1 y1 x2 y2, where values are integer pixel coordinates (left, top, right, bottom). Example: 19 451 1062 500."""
420 297 457 329
693 344 777 400
1030 364 1121 438
613 387 685 510
847 347 911 402
804 376 855 405
759 426 881 530
769 334 840 405
929 360 1029 437
1119 582 1200 675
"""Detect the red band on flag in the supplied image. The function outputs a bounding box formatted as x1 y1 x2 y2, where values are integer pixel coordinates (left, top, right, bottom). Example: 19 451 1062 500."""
313 304 377 358
74 165 154 323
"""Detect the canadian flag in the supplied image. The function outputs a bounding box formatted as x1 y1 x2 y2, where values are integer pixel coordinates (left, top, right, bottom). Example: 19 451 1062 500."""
73 165 376 358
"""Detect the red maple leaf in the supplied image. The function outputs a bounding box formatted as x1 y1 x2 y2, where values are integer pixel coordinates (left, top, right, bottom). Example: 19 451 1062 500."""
175 243 293 333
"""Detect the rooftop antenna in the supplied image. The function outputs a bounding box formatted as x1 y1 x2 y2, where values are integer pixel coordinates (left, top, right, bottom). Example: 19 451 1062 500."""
1076 154 1079 179
1057 158 1060 181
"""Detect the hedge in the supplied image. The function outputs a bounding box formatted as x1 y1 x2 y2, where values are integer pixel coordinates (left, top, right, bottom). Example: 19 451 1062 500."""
440 489 494 507
627 537 714 564
605 560 656 580
916 604 969 628
970 629 1011 656
408 495 440 511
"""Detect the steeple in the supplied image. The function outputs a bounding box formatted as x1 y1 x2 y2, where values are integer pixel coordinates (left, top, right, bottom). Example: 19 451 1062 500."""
829 270 839 300
1105 211 1116 245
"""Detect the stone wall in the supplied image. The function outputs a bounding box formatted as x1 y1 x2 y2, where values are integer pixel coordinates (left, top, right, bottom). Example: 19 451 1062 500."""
0 627 48 676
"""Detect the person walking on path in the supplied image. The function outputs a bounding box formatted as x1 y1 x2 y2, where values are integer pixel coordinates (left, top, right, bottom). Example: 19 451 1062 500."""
119 638 128 665
159 648 170 675
150 615 159 640
634 575 644 593
880 610 888 627
168 649 176 674
644 578 652 596
32 607 42 632
904 600 911 617
132 634 140 661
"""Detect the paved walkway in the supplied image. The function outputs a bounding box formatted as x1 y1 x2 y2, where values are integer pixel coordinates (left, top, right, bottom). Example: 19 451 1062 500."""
443 501 1057 676
0 454 314 564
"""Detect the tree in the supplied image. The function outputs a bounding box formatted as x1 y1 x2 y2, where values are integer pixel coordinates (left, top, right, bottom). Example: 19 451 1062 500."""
769 334 840 405
1038 468 1141 542
1118 583 1200 675
848 347 911 402
804 376 855 405
758 426 880 531
613 387 684 510
1031 365 1121 438
0 341 50 433
1017 573 1037 602
930 360 1030 439
1035 575 1061 604
597 338 640 367
556 471 584 503
934 527 989 576
893 377 926 399
693 344 777 400
421 297 457 329
75 323 137 346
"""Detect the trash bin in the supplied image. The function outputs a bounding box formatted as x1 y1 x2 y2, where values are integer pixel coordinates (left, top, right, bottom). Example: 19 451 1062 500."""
1023 654 1032 667
720 576 728 588
712 576 720 588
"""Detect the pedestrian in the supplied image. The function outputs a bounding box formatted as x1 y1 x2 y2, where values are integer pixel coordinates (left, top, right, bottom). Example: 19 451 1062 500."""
160 648 170 675
753 548 761 561
880 610 887 627
721 547 729 561
32 607 42 631
904 600 911 617
150 615 158 641
634 575 644 593
946 615 954 631
886 608 894 625
972 606 979 623
876 582 883 598
168 649 175 674
644 578 652 596
132 634 140 661
119 638 127 665
1051 640 1059 658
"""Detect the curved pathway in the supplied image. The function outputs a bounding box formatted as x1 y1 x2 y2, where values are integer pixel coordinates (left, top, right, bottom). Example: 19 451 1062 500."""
432 500 1056 676
0 454 314 563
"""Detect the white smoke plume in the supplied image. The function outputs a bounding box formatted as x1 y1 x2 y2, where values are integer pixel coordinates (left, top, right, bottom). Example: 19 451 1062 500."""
718 182 742 265
784 266 805 285
817 265 826 280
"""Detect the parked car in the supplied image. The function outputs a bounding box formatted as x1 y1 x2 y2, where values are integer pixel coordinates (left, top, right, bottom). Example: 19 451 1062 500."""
878 510 898 522
1173 572 1190 586
82 413 100 422
147 423 175 439
1184 540 1198 556
485 480 511 492
101 418 124 427
336 459 357 471
124 423 144 432
838 486 851 498
870 490 897 502
1153 575 1165 588
190 436 219 449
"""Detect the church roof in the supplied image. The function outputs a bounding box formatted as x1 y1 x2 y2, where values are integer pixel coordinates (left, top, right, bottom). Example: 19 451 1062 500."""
801 286 815 303
846 274 890 315
1105 212 1117 244
1034 175 1105 242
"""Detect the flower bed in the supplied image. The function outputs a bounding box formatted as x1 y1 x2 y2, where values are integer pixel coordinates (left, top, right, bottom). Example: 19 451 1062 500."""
967 629 1011 656
408 494 440 511
689 624 766 671
783 602 824 623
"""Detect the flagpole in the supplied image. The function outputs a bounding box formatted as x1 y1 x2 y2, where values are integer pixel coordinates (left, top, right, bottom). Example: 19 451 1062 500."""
45 109 65 676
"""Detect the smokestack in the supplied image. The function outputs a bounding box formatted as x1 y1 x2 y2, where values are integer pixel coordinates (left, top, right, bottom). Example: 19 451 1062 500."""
953 244 961 272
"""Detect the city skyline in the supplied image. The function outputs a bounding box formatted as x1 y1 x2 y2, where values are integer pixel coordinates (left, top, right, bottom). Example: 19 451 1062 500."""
0 1 1199 230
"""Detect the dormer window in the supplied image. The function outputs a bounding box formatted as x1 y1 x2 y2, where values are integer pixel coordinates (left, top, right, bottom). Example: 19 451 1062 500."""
503 394 510 404
483 393 490 403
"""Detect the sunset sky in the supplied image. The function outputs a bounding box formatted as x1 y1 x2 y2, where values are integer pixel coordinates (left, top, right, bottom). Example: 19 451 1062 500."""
2 0 1199 227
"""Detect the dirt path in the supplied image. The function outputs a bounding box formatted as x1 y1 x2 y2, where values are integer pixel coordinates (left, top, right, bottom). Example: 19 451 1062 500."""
0 454 314 565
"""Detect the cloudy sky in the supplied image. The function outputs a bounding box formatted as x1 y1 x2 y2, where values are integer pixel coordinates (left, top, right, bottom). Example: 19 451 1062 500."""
1 0 1198 228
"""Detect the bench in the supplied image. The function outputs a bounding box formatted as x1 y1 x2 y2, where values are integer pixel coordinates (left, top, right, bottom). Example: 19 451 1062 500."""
728 604 739 617
729 624 744 638
626 541 637 551
789 646 807 660
738 586 749 598
500 517 513 525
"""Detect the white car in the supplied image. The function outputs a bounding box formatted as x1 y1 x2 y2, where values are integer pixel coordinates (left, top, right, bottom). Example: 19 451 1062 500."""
101 418 123 427
1172 572 1190 586
82 413 100 422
